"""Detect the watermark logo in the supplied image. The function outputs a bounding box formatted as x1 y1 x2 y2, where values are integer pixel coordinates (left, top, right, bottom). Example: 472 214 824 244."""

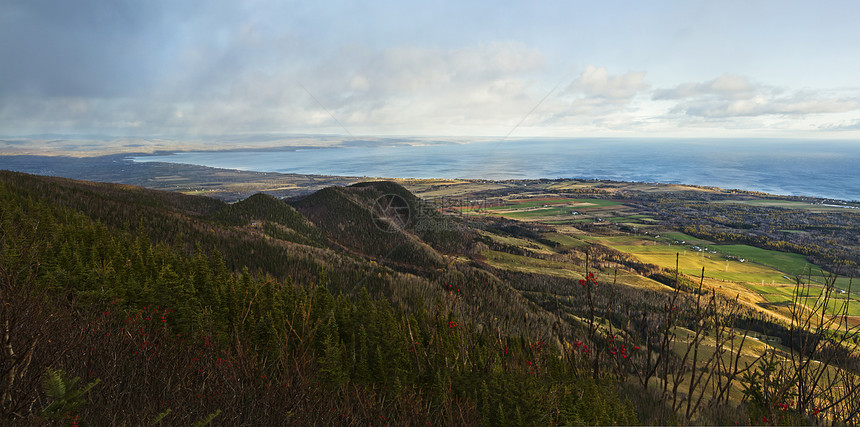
371 194 411 233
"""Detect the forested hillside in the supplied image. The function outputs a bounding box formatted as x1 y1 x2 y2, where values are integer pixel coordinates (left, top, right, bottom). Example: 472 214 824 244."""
1 171 857 425
0 171 634 425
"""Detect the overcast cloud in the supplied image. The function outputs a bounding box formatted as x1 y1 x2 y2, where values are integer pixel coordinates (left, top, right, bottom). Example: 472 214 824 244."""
1 0 859 139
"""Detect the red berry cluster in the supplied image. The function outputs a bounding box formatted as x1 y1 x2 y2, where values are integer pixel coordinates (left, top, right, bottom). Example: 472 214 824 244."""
578 272 597 287
447 321 459 333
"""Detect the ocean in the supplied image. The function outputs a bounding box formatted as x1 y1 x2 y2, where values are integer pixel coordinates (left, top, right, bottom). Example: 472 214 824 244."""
130 138 860 201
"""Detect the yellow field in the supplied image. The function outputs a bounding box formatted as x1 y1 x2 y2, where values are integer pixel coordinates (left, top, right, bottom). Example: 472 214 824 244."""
602 241 796 285
482 250 585 280
476 230 557 255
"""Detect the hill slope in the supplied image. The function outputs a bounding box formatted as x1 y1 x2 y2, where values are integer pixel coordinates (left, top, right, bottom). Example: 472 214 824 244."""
207 192 326 246
293 182 455 268
0 170 644 424
3 170 853 425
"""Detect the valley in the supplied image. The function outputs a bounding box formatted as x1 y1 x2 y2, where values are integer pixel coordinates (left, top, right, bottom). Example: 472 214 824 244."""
5 2 859 425
1 165 859 425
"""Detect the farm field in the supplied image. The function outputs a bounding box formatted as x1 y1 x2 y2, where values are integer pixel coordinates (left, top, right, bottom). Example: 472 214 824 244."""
469 197 624 220
601 241 794 284
658 231 713 246
542 232 590 248
715 245 825 276
745 284 860 316
491 206 573 219
406 176 860 340
584 235 858 305
578 231 855 289
561 228 860 320
483 197 619 210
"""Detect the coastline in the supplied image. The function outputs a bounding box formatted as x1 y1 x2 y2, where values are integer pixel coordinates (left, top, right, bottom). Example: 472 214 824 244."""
124 138 860 202
3 152 860 206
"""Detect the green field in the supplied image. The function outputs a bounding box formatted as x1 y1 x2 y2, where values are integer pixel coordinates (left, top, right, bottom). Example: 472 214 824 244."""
578 235 660 245
543 219 587 224
603 240 795 284
543 232 590 248
714 245 821 276
468 197 624 220
659 232 713 246
484 198 621 211
712 244 854 290
586 234 859 315
746 284 860 316
492 206 571 218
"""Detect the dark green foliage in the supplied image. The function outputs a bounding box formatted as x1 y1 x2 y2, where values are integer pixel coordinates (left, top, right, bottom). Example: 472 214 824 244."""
0 171 640 425
741 352 810 426
206 193 326 246
41 368 100 424
293 184 448 268
348 181 477 254
459 371 636 426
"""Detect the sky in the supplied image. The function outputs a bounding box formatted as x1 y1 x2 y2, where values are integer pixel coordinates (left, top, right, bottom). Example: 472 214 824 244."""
2 0 860 140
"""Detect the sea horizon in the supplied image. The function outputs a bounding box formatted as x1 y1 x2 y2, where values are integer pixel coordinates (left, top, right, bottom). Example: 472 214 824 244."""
129 138 860 202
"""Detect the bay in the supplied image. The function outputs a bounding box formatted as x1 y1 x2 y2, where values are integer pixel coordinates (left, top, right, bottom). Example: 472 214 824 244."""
130 138 860 201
